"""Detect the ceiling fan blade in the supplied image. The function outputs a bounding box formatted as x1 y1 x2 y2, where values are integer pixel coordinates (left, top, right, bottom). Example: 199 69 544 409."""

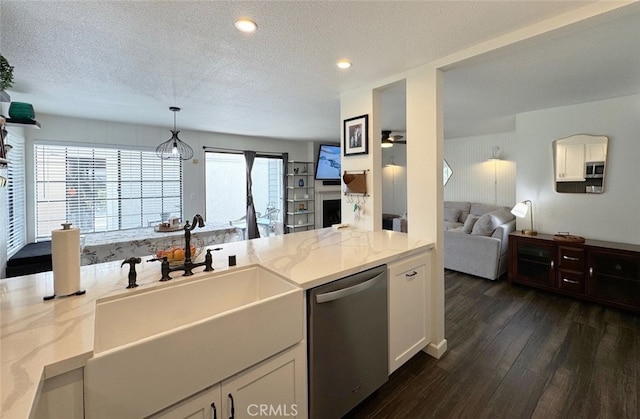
390 134 404 141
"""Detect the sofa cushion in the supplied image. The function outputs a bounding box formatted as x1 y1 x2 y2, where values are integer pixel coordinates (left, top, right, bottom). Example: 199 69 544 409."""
444 208 462 223
471 209 515 236
462 214 479 234
444 201 471 223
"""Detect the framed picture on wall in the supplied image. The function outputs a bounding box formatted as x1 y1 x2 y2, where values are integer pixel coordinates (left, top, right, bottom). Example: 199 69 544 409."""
343 114 369 156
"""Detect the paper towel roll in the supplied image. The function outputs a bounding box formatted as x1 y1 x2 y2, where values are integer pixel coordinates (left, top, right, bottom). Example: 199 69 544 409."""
52 223 81 296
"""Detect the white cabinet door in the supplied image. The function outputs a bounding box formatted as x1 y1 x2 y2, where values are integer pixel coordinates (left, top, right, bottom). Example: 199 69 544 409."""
221 342 307 419
149 385 221 419
585 142 606 162
387 252 430 374
556 143 585 181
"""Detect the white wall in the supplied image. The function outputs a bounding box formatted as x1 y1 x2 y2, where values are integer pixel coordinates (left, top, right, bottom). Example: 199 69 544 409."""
516 94 640 244
444 131 516 207
23 114 313 241
381 145 407 216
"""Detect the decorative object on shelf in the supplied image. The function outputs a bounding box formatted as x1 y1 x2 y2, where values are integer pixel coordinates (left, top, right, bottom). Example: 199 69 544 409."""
0 54 14 91
343 114 369 156
156 106 194 160
4 101 42 128
511 200 536 236
298 178 304 187
553 232 585 243
299 204 305 211
8 102 35 120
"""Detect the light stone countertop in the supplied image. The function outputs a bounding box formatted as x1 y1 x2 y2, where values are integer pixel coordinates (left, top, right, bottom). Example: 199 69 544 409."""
0 227 433 418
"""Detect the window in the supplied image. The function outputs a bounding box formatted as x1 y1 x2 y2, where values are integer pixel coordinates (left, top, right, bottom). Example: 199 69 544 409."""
205 152 284 237
5 132 26 257
34 143 182 239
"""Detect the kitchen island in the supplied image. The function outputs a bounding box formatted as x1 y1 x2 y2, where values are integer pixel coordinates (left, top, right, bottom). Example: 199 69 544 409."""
0 227 433 418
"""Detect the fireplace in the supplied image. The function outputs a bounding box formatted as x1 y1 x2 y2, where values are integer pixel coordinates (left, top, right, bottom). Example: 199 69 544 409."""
322 199 341 228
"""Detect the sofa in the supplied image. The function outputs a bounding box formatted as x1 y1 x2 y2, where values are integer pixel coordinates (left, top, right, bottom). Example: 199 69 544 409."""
444 201 516 280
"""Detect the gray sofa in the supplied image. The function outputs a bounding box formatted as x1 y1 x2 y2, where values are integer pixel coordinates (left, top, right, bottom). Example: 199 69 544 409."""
444 201 516 280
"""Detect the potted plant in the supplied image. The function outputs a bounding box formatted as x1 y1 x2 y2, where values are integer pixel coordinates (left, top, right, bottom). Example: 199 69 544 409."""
0 54 15 92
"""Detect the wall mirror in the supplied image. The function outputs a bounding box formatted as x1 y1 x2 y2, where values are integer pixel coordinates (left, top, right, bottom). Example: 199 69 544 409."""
553 134 608 193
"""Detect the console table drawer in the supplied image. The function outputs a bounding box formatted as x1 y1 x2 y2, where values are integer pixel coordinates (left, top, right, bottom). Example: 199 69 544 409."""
558 246 585 272
558 269 586 294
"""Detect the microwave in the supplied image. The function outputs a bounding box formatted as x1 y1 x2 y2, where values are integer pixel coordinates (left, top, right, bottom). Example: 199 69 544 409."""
585 161 605 178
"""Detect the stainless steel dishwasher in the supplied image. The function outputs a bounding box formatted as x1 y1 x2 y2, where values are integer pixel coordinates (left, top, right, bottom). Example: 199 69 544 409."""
308 264 388 418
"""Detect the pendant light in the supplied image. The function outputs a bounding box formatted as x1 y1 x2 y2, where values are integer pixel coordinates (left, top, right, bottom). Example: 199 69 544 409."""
156 107 194 160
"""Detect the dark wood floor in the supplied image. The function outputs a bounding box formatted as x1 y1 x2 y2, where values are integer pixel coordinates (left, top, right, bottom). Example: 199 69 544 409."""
346 270 640 419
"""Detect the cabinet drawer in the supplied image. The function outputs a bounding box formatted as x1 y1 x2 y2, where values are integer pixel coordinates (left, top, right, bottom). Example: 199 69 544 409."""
557 269 586 294
558 246 584 272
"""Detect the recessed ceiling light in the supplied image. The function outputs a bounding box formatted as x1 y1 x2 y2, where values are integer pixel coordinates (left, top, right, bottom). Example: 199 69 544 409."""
235 18 257 33
336 60 352 69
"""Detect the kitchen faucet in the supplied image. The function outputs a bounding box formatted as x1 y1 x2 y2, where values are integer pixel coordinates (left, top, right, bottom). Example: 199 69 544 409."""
149 214 214 280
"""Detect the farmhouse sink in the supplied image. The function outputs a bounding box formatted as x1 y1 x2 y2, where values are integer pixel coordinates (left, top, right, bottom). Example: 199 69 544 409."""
85 265 303 419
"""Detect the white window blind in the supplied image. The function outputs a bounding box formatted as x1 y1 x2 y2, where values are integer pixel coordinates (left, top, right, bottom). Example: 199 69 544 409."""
34 144 182 239
5 132 26 257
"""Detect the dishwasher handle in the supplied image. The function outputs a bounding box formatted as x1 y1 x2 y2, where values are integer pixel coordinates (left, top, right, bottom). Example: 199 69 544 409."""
315 272 384 304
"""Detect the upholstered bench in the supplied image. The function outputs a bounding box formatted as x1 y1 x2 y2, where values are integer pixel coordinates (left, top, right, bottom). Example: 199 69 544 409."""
6 241 52 278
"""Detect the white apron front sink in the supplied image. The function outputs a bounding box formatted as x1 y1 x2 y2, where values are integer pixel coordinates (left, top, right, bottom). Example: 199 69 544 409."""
85 265 303 419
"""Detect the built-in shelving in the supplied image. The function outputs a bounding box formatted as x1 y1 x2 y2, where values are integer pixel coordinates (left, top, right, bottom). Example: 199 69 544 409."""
285 161 314 233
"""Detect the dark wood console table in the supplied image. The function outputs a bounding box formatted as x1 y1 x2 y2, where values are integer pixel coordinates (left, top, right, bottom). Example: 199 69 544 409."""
508 231 640 312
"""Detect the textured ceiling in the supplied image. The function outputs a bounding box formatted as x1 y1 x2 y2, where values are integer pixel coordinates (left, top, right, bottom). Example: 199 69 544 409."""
2 0 633 142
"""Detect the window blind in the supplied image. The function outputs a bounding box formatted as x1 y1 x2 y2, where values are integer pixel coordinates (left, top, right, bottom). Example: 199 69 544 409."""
34 143 182 239
6 132 26 257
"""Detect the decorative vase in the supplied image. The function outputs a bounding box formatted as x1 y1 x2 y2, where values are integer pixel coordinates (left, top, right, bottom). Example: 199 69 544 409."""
298 179 304 187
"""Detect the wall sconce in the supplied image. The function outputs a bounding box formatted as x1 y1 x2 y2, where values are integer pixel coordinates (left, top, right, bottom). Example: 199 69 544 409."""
511 200 537 236
487 145 502 161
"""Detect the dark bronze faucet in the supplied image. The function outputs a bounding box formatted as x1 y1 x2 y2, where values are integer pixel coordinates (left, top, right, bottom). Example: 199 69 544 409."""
148 214 214 280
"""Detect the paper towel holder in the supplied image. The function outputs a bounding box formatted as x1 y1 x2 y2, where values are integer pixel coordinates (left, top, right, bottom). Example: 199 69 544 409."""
44 223 87 301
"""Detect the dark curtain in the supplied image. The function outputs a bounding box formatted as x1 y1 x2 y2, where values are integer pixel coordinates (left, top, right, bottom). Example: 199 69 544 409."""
244 151 260 239
282 152 289 234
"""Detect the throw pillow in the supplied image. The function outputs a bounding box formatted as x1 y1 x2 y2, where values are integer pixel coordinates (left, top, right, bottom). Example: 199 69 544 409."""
444 208 462 223
471 209 515 236
471 212 499 236
490 208 515 225
462 214 479 234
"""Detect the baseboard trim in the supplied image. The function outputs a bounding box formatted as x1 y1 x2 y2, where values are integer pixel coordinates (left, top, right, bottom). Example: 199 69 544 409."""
424 339 448 359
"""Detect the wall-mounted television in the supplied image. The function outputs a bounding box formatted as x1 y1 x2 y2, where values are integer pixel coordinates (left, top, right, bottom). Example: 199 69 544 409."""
315 144 341 185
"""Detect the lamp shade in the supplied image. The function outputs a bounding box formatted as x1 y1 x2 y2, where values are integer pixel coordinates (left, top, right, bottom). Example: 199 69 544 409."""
511 202 529 218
